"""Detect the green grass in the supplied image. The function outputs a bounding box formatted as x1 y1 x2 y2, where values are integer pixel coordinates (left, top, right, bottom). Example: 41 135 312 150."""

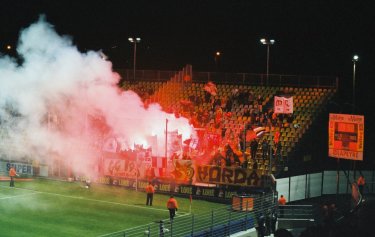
0 179 227 237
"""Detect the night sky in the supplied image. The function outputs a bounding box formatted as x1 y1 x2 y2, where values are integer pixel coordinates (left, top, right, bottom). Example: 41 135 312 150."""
1 0 374 159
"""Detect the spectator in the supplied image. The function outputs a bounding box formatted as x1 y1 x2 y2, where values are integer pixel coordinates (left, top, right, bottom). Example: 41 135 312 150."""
9 166 18 187
278 194 287 217
252 160 258 170
271 209 278 234
250 139 259 160
166 195 178 222
145 182 155 206
265 209 272 235
256 213 266 237
243 108 251 117
274 141 283 163
357 174 365 196
274 228 293 237
261 139 269 160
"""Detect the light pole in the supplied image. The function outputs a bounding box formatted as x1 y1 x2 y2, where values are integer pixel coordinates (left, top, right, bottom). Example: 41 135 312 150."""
128 37 141 82
260 38 275 84
352 55 359 112
214 51 221 71
352 54 359 180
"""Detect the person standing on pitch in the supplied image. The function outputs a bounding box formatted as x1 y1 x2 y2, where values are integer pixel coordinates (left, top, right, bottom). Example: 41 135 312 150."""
9 166 18 187
145 182 155 206
167 195 178 222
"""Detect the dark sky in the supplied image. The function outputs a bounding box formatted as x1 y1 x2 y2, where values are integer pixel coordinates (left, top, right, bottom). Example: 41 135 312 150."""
1 1 373 108
1 1 373 74
1 0 374 158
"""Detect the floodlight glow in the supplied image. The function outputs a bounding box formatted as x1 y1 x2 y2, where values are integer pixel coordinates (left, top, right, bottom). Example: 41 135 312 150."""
260 38 275 45
353 55 359 61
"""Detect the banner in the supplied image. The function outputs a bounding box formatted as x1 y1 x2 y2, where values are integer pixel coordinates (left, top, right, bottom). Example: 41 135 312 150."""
274 96 293 114
328 113 364 161
1 162 33 175
170 159 195 184
204 81 217 96
167 130 182 158
104 159 137 178
102 136 119 153
245 126 266 141
195 165 262 187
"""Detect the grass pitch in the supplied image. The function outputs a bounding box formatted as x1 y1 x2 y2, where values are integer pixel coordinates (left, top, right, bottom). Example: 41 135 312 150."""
0 178 227 237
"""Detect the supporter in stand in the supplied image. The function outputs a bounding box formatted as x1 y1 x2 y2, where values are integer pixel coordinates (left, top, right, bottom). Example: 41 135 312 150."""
256 212 266 237
274 141 283 163
250 139 259 160
261 139 269 160
357 174 365 196
274 228 293 237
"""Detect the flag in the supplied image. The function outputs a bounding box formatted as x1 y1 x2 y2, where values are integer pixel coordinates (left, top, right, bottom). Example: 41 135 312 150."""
167 130 182 158
274 96 293 114
189 194 193 213
152 156 167 177
152 156 167 168
204 81 217 96
245 127 266 141
102 137 118 153
274 131 280 143
189 138 199 149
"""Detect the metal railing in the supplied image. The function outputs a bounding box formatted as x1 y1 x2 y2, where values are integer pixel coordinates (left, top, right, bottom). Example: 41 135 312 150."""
98 193 276 237
115 68 338 89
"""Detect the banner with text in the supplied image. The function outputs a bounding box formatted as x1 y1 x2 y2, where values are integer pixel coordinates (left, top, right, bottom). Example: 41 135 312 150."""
328 113 364 161
274 96 293 114
195 165 262 187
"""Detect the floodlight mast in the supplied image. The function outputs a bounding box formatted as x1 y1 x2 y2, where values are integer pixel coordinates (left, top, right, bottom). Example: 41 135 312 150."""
260 38 275 84
128 37 141 82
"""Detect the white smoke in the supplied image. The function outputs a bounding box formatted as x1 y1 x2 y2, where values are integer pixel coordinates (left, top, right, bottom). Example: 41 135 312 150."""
0 16 193 176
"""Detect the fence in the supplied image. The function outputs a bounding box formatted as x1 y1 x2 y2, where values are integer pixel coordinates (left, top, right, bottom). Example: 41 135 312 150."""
275 170 375 203
116 68 338 89
98 192 276 237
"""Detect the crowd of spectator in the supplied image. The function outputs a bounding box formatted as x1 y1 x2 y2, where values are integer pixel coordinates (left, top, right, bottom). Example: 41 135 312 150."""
132 81 296 171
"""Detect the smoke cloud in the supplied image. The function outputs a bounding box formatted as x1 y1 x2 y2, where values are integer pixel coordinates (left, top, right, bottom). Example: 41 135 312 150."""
0 16 193 176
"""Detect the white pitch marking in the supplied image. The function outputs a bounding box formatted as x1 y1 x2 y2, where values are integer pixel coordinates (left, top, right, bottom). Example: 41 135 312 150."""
0 185 174 213
0 192 39 200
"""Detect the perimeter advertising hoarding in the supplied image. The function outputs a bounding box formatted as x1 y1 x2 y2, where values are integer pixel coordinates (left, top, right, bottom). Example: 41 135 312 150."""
0 161 33 175
328 113 364 161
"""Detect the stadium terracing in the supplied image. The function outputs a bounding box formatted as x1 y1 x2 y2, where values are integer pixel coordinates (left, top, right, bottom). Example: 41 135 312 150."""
118 65 338 177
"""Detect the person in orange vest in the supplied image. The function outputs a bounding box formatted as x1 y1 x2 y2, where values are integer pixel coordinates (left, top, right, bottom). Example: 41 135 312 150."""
145 182 155 206
278 194 287 217
166 195 178 222
357 174 366 196
9 166 18 187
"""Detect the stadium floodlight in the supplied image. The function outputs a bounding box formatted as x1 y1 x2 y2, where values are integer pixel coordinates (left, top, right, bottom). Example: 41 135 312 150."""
128 37 141 82
352 54 359 112
260 38 275 84
215 51 221 71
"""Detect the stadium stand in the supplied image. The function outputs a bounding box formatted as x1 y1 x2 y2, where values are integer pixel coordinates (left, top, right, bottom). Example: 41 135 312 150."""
121 65 337 178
